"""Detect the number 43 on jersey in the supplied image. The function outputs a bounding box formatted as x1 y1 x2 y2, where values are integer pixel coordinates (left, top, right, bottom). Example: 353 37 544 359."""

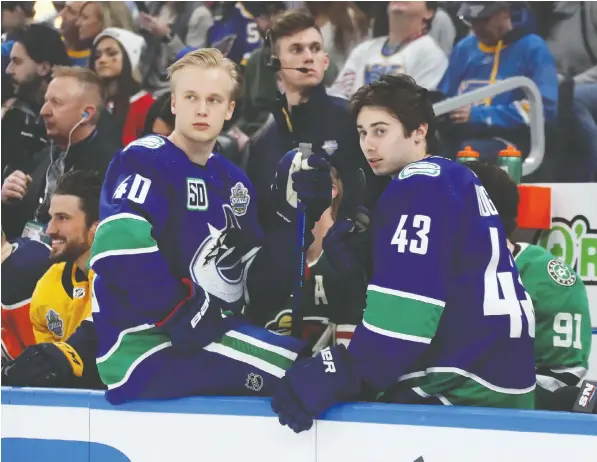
390 214 535 339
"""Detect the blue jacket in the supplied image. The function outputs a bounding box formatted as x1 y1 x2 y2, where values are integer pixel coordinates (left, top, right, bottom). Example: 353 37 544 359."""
438 30 558 129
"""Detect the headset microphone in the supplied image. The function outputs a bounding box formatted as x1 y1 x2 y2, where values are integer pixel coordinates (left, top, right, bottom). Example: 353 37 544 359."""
266 59 310 74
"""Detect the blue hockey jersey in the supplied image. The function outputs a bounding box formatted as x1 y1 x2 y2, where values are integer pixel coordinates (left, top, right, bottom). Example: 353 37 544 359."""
207 2 261 66
347 157 536 408
89 135 281 388
438 31 558 129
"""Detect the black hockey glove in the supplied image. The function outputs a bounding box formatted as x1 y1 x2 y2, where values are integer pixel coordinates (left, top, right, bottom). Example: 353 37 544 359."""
2 342 83 388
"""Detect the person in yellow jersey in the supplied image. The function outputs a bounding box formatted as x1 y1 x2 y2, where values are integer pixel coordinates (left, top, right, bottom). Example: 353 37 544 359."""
3 170 104 388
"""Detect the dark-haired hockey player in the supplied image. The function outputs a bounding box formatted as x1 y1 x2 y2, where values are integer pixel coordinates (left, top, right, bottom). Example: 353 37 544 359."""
465 161 591 410
271 74 537 433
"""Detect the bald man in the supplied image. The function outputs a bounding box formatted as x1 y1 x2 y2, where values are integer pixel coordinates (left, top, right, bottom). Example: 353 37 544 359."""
1 66 119 239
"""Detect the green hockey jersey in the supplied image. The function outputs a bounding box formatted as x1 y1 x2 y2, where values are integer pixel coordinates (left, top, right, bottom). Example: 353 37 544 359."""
514 243 592 408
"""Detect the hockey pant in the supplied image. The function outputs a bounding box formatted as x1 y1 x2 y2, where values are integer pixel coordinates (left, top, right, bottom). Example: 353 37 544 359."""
97 316 306 404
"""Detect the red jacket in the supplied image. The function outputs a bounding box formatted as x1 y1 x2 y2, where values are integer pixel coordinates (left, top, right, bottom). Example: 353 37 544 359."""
107 91 155 146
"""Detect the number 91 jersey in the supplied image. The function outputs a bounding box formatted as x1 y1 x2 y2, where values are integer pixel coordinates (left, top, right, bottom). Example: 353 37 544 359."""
348 157 536 409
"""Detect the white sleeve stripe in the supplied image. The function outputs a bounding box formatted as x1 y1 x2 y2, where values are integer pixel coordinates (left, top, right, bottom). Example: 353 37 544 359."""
362 319 432 344
89 246 159 268
548 366 587 378
2 298 32 310
536 374 568 392
95 213 149 234
368 284 446 308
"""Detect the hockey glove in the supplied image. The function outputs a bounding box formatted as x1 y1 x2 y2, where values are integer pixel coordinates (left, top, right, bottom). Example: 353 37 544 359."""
271 345 360 433
2 342 83 388
273 150 332 231
156 279 229 352
323 206 371 276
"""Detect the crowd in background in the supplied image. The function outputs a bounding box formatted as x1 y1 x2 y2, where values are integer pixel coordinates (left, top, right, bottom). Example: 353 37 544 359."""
0 1 595 401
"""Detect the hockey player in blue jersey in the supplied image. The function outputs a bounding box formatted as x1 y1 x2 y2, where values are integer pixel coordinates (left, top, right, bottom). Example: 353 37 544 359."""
271 74 537 433
87 48 342 404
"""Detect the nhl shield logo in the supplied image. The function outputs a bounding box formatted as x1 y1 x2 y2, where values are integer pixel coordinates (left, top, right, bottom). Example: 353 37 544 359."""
547 259 576 286
45 309 64 338
230 182 250 216
322 140 338 156
73 287 86 299
245 372 263 392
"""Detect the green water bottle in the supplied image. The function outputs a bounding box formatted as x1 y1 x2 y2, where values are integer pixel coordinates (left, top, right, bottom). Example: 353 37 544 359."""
456 146 480 164
499 145 522 184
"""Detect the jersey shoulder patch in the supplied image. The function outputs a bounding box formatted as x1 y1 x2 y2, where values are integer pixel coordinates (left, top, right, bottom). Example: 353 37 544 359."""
123 135 166 152
398 160 442 180
517 244 578 288
546 259 577 287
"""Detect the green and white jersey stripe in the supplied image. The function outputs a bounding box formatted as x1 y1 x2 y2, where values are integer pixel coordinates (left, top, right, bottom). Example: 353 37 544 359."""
364 284 445 342
97 324 299 390
89 213 159 267
395 367 535 409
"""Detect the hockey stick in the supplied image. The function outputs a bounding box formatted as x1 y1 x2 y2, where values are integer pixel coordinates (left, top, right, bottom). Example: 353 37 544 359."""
291 143 312 338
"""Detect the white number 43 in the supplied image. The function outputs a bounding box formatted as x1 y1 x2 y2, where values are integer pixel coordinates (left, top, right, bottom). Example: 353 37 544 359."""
391 214 431 255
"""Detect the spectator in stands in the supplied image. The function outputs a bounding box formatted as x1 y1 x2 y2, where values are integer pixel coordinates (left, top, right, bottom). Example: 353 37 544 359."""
3 25 70 180
76 1 135 67
1 2 35 40
3 171 104 390
232 2 340 141
332 1 448 99
466 161 591 411
207 2 261 66
372 1 456 56
59 1 91 67
1 66 120 240
1 231 51 366
138 1 213 92
247 10 387 228
307 1 371 69
90 28 154 146
143 91 175 137
542 2 597 180
437 1 558 162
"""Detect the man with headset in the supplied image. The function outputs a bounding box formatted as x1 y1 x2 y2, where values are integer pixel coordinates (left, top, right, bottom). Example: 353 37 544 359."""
1 66 119 240
246 9 387 229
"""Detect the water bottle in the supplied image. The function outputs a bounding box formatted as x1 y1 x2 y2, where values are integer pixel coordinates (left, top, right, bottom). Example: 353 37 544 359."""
499 145 522 184
456 146 480 164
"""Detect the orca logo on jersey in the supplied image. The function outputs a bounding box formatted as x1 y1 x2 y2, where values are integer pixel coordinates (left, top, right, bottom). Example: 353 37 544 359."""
189 205 260 303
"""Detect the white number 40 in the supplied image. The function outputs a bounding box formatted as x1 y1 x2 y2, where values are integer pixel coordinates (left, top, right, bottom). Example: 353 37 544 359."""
391 214 431 255
484 227 535 338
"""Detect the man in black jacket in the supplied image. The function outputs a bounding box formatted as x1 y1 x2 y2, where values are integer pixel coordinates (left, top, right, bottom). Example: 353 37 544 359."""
2 24 70 179
1 66 119 239
247 10 387 228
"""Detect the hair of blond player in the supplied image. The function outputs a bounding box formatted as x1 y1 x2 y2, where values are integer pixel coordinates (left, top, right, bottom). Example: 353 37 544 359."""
166 48 241 100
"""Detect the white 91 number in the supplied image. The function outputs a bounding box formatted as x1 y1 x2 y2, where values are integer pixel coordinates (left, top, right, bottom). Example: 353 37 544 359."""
484 227 535 338
391 214 430 255
553 313 583 349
